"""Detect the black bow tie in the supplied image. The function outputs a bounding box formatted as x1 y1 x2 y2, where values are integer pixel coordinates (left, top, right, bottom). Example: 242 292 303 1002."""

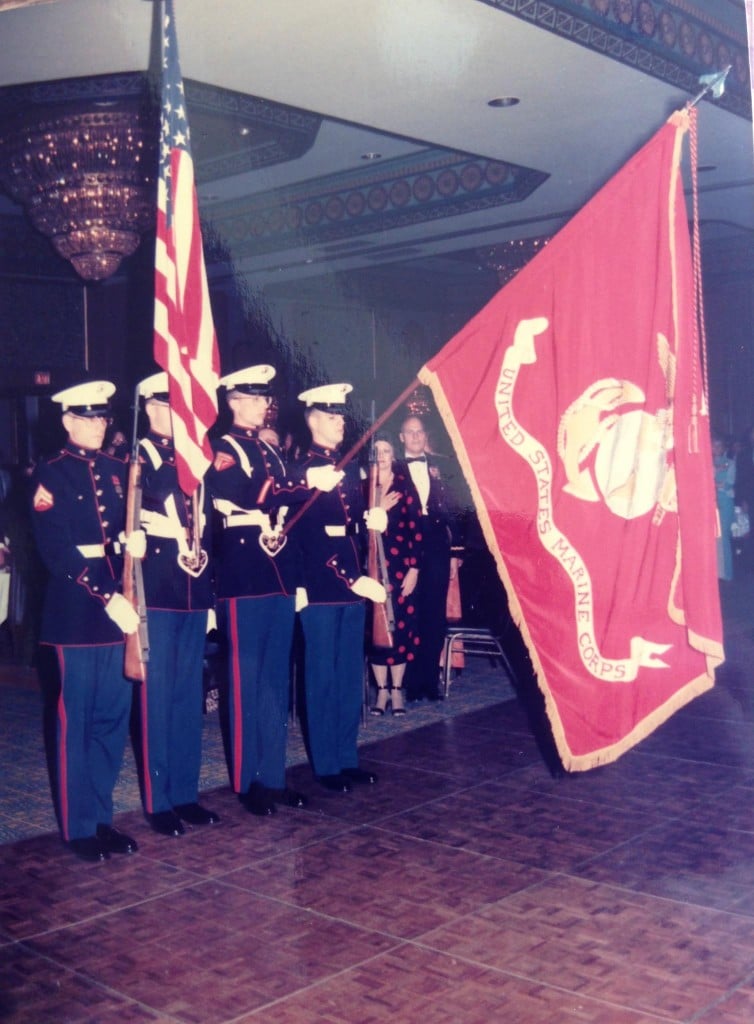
406 456 427 464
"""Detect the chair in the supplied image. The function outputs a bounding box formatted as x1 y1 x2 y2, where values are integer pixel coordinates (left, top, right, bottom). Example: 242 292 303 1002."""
441 625 516 699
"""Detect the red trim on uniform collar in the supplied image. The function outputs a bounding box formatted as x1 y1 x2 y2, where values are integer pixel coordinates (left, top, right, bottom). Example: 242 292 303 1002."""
148 431 174 448
309 443 338 460
64 441 101 459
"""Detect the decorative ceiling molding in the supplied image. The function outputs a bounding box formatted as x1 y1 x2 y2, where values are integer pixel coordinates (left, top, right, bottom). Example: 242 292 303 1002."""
181 81 322 182
206 149 549 259
478 0 751 119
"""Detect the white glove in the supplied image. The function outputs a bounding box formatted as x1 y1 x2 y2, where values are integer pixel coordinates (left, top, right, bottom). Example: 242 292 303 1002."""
206 608 217 634
295 587 309 612
364 506 388 533
351 575 387 603
306 465 344 492
119 529 146 559
105 593 140 635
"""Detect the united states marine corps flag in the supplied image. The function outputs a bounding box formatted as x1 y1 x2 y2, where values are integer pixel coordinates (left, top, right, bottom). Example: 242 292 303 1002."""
419 110 724 771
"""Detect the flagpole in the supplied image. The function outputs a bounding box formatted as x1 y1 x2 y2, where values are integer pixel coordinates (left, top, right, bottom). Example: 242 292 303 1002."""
123 384 149 680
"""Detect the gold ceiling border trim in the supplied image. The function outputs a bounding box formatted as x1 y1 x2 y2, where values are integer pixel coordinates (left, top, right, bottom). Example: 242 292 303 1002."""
205 149 549 259
479 0 751 120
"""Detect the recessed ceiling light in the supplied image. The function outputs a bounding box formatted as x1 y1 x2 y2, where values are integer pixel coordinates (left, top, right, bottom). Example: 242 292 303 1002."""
487 96 520 108
361 152 382 160
239 126 251 137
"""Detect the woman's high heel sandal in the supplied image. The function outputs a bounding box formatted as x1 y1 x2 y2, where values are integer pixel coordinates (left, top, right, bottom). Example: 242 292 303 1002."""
390 686 406 716
370 685 390 716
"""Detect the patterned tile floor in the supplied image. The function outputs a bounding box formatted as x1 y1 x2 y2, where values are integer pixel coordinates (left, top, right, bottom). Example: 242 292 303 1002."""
1 577 754 1023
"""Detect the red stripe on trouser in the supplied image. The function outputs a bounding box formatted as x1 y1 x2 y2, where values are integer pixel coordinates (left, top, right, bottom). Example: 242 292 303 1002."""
229 599 244 793
139 674 154 813
55 646 70 841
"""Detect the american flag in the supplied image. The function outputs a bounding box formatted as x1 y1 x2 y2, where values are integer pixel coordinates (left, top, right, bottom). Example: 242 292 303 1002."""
154 0 220 495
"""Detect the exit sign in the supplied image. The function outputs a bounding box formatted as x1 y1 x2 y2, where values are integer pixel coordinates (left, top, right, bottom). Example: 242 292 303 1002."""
33 371 51 386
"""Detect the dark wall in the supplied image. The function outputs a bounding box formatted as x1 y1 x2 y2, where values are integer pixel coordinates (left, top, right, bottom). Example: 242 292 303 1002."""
1 217 753 462
703 235 754 442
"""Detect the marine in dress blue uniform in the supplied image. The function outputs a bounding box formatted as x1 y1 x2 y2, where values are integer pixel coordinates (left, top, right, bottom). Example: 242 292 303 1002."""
292 384 387 792
31 381 142 862
135 372 219 837
206 366 342 815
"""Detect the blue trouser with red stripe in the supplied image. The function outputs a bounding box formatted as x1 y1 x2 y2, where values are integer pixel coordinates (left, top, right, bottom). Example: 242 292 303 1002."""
300 601 366 778
53 643 132 841
137 609 208 814
219 594 295 794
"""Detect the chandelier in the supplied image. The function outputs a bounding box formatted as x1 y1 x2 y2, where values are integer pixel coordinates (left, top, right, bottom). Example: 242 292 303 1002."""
0 105 155 280
477 236 551 285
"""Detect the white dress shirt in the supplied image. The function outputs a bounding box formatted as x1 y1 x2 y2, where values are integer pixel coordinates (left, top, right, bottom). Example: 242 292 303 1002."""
405 454 430 514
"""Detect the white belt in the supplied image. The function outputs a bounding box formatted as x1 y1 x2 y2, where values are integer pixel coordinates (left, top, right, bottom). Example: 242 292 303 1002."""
141 509 186 541
77 544 106 558
224 510 271 530
323 524 361 537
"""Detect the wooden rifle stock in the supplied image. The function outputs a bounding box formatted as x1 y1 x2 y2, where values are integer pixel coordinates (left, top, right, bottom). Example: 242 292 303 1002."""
367 460 395 648
123 452 149 682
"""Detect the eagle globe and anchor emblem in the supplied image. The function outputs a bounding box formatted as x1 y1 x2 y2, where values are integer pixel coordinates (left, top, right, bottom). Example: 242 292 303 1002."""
495 317 674 681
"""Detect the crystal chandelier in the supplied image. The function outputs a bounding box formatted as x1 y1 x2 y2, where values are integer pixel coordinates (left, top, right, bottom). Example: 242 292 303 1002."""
0 105 155 280
477 236 551 285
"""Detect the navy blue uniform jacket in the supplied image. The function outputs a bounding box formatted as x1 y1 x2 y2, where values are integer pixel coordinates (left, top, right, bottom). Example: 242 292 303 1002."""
32 443 128 646
291 444 365 605
139 432 213 611
207 428 309 599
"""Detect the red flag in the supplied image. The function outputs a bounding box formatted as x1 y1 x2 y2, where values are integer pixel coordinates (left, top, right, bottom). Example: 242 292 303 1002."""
154 0 220 495
420 111 724 771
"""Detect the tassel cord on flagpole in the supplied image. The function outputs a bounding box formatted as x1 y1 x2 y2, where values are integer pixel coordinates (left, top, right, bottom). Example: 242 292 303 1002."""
688 107 711 424
281 376 420 537
675 66 728 450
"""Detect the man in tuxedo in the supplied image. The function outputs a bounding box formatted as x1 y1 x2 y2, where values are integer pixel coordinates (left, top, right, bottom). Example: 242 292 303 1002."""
400 414 463 701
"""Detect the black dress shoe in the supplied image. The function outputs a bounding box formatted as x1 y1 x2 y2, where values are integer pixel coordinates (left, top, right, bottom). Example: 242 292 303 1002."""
96 824 138 854
174 802 220 826
341 766 378 785
239 782 276 816
270 787 308 808
146 810 185 836
68 836 109 862
316 773 352 793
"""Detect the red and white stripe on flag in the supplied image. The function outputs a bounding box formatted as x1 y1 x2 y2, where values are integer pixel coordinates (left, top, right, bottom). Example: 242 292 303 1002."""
420 112 724 771
154 0 219 496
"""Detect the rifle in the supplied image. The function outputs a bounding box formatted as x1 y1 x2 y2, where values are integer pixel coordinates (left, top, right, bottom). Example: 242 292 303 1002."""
123 385 149 682
367 425 395 648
